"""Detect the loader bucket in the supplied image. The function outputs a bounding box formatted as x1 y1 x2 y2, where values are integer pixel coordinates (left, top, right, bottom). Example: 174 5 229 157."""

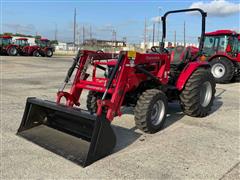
17 97 116 167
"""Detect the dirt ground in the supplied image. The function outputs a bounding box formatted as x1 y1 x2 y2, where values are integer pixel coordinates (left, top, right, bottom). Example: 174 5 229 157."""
1 55 239 179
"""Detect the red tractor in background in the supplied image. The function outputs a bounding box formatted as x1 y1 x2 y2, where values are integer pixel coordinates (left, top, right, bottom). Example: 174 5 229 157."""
35 38 54 57
15 38 32 56
0 35 18 56
0 36 54 57
203 30 240 83
14 37 54 57
15 37 41 56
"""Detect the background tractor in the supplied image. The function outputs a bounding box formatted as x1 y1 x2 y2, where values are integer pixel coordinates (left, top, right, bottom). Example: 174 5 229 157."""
17 8 215 167
14 38 55 57
15 38 31 56
0 35 18 56
203 30 240 83
15 38 41 56
35 38 54 57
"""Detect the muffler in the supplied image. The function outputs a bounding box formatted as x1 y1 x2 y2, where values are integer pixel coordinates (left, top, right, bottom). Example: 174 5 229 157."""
17 97 116 167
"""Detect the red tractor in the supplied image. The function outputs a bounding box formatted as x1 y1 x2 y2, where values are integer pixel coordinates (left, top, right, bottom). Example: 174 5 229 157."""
203 30 240 83
15 38 41 56
0 35 18 56
35 38 54 57
14 38 54 57
15 37 31 55
17 9 216 167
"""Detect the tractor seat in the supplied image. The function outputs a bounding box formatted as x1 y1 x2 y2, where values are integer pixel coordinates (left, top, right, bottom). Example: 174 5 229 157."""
170 46 191 65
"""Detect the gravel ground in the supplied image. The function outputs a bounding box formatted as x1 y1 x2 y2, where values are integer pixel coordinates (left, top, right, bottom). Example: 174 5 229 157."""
1 55 239 179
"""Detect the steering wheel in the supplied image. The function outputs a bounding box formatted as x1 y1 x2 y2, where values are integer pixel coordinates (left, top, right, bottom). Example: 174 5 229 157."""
151 46 169 54
151 46 158 53
96 50 104 53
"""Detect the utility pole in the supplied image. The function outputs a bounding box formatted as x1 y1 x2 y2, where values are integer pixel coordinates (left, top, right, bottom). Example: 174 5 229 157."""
82 25 85 44
77 27 80 46
73 8 76 51
90 25 92 39
114 30 117 46
157 7 162 42
144 17 147 49
112 30 117 47
123 37 127 45
174 30 176 47
54 24 58 41
152 23 155 46
183 21 186 47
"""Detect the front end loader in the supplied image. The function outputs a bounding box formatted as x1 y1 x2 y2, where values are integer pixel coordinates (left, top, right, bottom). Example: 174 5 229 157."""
17 8 215 167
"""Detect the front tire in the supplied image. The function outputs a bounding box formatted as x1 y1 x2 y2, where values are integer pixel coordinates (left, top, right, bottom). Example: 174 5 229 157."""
180 68 215 117
210 57 234 83
86 91 108 114
86 91 99 113
134 89 168 133
46 49 53 57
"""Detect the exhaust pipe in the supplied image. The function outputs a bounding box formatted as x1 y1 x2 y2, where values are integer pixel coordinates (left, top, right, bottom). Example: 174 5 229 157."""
17 97 116 167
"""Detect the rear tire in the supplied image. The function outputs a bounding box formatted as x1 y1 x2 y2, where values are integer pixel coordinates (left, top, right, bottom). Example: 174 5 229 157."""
7 46 18 56
210 57 234 83
134 89 168 133
232 75 240 82
180 68 215 117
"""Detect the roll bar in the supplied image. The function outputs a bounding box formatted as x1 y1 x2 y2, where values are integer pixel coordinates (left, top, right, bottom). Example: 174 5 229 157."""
160 8 207 54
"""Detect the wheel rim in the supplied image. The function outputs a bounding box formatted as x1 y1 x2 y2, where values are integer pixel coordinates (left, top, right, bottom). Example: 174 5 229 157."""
200 81 212 107
211 63 225 78
150 100 165 126
10 48 17 55
35 51 40 56
47 50 52 56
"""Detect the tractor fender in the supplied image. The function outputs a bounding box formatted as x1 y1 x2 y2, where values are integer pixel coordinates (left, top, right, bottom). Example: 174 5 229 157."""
6 44 18 51
208 54 238 63
176 61 210 91
29 46 40 54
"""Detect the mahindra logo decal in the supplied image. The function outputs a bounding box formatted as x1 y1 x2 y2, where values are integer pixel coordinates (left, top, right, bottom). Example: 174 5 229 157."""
146 56 160 60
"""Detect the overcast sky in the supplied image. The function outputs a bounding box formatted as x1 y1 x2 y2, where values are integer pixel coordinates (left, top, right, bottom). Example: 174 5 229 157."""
1 0 239 44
